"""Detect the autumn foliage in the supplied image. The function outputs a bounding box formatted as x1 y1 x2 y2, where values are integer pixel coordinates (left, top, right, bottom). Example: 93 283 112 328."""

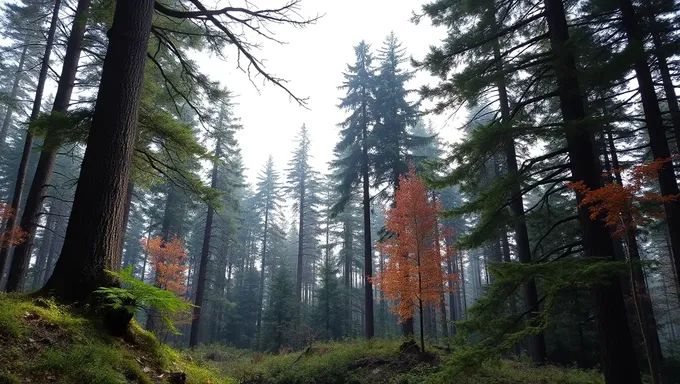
569 157 680 236
0 202 26 247
143 236 189 296
372 165 457 327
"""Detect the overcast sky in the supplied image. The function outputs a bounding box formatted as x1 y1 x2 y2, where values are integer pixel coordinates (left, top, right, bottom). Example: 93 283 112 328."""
197 0 459 185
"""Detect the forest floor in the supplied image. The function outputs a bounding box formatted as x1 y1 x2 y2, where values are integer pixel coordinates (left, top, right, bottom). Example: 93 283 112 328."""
0 293 605 384
187 339 605 384
0 293 227 384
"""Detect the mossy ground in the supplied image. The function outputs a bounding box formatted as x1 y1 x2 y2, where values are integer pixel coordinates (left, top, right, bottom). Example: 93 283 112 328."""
0 293 605 384
0 293 227 384
187 339 604 384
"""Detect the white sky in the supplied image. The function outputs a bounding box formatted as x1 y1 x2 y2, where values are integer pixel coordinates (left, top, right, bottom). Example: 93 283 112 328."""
197 0 460 184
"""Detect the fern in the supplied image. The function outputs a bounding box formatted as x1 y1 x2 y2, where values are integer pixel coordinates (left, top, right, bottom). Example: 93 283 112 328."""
95 267 194 335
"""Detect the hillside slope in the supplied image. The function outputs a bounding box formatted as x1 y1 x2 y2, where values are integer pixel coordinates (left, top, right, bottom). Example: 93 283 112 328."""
0 294 226 384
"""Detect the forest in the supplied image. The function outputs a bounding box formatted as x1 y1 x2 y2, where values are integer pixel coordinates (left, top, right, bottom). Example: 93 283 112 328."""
0 0 679 383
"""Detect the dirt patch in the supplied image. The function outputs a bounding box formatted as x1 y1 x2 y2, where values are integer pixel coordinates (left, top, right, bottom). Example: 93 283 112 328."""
347 341 441 384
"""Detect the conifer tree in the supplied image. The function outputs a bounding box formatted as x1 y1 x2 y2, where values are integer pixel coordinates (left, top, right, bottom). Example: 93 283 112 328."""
333 41 377 339
0 0 60 284
254 157 284 344
6 0 91 292
262 261 296 351
286 124 319 309
42 0 156 310
190 99 240 348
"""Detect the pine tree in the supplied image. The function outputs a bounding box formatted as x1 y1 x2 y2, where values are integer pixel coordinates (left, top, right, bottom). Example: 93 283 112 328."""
6 0 91 292
42 0 155 317
0 0 60 285
262 262 296 351
254 157 284 344
333 40 377 339
190 99 240 348
286 124 320 310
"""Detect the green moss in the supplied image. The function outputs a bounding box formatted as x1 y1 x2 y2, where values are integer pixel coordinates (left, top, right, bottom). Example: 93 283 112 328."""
431 359 604 384
191 339 404 384
0 293 225 384
0 372 20 384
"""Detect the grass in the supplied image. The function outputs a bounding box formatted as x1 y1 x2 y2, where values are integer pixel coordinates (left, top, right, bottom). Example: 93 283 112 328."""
0 293 606 384
187 339 405 384
0 293 228 384
188 339 604 384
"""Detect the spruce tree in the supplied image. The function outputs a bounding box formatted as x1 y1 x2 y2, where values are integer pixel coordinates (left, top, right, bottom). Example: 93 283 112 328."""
254 156 284 345
286 124 320 310
333 41 377 339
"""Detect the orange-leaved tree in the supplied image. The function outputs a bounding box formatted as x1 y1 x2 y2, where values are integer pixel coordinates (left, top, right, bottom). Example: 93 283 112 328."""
569 158 679 382
373 165 456 355
569 157 680 236
142 236 189 296
0 201 26 247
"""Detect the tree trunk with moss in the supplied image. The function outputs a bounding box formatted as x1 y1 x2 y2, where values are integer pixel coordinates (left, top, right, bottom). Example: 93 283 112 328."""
42 0 155 318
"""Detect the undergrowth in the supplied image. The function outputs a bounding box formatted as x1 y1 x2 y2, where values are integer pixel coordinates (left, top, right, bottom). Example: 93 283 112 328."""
188 339 604 384
0 293 227 384
0 293 606 384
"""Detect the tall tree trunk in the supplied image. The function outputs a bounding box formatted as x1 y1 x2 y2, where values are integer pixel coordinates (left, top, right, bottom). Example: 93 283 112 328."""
42 0 154 306
416 249 426 356
648 16 680 153
445 235 457 335
544 0 641 382
6 0 91 292
618 0 680 296
0 0 61 286
493 34 547 363
31 201 57 290
0 44 28 147
460 250 467 318
501 232 521 356
604 128 664 383
118 181 134 263
43 199 67 285
190 138 220 348
362 105 374 339
296 175 305 307
344 219 351 336
256 202 270 345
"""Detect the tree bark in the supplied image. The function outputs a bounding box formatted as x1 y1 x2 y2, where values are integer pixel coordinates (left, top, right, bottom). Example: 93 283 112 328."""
42 0 155 305
493 33 547 363
432 210 448 339
255 201 270 345
501 232 521 356
344 218 352 336
190 137 220 348
617 0 680 296
544 0 641 382
445 234 457 335
6 0 91 292
31 201 58 290
0 0 61 287
361 92 374 340
0 44 28 147
648 16 680 153
604 128 664 384
118 181 134 263
43 199 66 285
296 174 305 307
